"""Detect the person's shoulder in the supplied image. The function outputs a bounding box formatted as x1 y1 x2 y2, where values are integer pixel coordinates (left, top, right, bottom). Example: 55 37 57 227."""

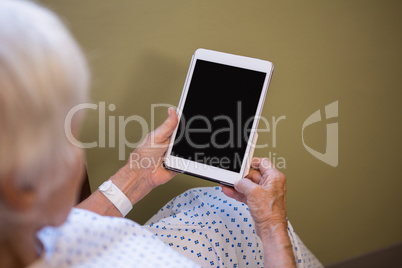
37 208 200 267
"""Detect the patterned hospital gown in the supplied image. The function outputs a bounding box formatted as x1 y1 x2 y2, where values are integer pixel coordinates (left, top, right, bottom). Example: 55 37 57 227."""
144 187 322 268
30 187 322 267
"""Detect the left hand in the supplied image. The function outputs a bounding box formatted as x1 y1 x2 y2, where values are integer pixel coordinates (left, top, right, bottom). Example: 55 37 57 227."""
221 158 288 237
129 107 178 188
221 158 295 268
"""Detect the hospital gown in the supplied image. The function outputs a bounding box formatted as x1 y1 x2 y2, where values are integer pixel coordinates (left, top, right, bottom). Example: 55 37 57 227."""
145 187 322 268
29 187 322 267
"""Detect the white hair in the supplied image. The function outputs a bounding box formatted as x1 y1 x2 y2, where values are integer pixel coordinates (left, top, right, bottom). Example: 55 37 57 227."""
0 0 89 225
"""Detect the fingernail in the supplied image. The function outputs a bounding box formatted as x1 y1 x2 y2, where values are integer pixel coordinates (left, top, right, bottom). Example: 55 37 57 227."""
167 107 174 117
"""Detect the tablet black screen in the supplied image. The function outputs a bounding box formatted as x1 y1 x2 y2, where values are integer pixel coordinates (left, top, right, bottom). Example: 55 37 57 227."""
171 59 266 173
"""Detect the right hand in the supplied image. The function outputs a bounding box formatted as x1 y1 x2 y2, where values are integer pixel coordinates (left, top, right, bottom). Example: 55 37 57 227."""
222 157 288 238
130 107 179 189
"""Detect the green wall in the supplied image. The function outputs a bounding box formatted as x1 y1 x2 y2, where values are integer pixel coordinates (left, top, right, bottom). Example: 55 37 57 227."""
41 0 402 265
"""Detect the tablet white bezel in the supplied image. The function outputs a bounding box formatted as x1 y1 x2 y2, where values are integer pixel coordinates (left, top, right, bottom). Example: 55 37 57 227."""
164 48 274 186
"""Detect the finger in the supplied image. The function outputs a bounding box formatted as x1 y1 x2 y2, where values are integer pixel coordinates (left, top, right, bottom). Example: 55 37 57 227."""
246 169 263 184
250 157 262 169
251 157 276 175
167 169 178 177
221 185 236 198
152 107 178 143
250 157 273 169
234 178 259 196
221 185 246 203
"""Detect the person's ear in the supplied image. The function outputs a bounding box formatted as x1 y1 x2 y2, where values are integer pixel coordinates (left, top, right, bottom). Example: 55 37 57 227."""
0 174 36 212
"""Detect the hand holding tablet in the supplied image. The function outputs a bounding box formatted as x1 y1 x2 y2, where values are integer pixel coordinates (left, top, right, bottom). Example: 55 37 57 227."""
164 49 274 186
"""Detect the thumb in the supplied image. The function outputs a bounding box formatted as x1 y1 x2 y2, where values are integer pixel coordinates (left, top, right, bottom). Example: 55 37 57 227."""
153 107 178 143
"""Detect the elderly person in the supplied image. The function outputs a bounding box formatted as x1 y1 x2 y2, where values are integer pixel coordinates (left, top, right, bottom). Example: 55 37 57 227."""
0 1 322 267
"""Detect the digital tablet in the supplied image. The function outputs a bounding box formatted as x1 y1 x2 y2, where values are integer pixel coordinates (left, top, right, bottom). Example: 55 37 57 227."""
164 48 274 186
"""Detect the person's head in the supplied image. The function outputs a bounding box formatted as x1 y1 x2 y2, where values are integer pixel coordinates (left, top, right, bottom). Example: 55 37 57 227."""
0 0 89 236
